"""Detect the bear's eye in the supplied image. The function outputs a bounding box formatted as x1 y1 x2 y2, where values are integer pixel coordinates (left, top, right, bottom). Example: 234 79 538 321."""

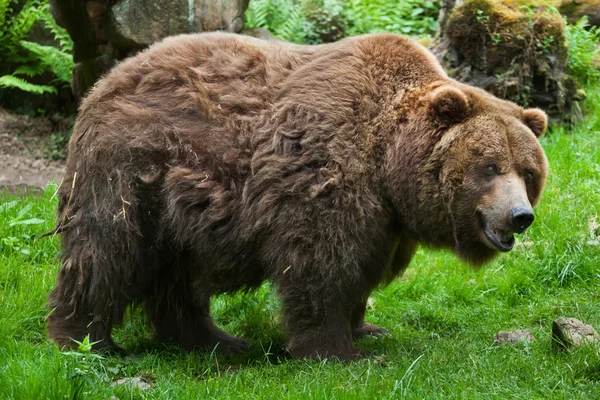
524 169 535 182
485 163 499 176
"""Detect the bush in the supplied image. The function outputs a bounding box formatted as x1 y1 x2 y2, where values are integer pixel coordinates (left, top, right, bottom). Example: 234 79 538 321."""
245 0 307 43
245 0 442 43
343 0 441 37
303 0 348 44
565 16 600 86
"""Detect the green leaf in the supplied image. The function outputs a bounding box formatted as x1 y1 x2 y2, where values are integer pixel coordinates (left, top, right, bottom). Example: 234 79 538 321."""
12 64 45 77
20 40 74 84
9 218 46 227
15 203 34 221
0 200 19 212
0 75 57 94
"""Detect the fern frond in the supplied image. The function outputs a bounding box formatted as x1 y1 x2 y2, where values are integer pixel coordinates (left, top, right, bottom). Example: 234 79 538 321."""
12 63 46 77
0 0 17 32
275 3 305 43
40 2 72 52
566 16 600 85
0 74 57 94
20 40 73 84
0 0 45 55
246 0 271 28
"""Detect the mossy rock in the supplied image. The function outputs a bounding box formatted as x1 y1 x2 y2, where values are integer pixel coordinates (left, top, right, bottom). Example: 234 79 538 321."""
558 0 600 26
436 0 578 121
505 0 600 26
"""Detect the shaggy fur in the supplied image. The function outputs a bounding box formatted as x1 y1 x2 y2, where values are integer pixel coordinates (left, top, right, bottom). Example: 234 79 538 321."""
46 32 548 360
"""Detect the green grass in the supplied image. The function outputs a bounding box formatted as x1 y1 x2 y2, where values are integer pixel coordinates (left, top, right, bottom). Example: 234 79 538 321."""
1 93 600 399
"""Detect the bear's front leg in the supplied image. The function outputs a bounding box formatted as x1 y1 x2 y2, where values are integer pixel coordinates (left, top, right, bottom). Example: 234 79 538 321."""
351 296 389 339
277 279 370 361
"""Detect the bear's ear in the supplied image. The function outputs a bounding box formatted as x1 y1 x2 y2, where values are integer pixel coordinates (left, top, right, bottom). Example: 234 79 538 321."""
523 108 547 138
428 86 470 126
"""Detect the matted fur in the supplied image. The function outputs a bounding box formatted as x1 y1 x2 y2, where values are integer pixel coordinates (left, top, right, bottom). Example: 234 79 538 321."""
47 32 548 360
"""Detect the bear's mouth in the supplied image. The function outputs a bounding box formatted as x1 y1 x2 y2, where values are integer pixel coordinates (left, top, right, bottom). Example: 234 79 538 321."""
483 224 515 252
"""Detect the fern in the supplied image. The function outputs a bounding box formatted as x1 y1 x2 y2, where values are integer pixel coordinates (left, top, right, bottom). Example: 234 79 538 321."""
245 0 441 43
343 0 440 37
566 16 600 86
274 2 305 42
0 0 74 95
245 0 306 43
12 64 46 77
0 0 44 56
0 0 16 33
0 75 56 94
20 40 73 84
246 0 271 29
39 2 72 52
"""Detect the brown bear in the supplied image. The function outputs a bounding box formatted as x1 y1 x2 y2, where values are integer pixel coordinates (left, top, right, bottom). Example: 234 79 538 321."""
46 32 548 360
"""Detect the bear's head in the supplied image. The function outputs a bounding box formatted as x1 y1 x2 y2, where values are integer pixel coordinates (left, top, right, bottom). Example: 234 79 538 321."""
390 82 549 266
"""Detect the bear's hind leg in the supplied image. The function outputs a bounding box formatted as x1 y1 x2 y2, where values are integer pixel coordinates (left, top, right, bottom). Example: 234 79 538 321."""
47 252 128 354
145 267 250 355
47 191 150 354
47 308 123 354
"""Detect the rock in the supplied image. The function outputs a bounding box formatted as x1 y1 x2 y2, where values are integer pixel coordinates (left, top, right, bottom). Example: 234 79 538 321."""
494 329 535 345
242 27 276 40
113 376 152 390
31 159 45 170
432 0 580 123
552 317 600 348
50 0 250 99
559 0 600 27
110 0 249 49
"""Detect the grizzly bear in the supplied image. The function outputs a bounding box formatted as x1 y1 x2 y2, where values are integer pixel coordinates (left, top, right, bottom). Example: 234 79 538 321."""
46 32 548 360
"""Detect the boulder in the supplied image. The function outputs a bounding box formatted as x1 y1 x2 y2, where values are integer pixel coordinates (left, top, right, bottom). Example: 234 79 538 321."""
552 317 600 349
559 0 600 27
49 0 249 99
111 0 248 49
432 0 580 122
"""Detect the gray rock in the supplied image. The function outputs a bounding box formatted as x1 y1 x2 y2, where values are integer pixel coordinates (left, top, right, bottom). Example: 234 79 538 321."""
51 0 249 99
111 0 249 48
113 376 151 390
31 159 45 170
242 27 276 40
493 329 535 345
552 317 600 349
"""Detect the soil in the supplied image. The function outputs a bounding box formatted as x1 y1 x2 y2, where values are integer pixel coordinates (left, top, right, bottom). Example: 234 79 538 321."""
0 107 68 192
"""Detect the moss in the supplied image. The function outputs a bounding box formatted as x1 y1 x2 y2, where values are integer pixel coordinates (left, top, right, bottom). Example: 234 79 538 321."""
448 0 567 72
558 0 600 12
417 37 433 47
503 0 561 7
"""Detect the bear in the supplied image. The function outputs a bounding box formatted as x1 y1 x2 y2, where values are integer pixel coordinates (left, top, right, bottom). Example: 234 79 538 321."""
46 32 548 361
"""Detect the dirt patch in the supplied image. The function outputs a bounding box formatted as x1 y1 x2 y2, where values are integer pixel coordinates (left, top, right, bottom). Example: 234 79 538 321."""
0 107 68 192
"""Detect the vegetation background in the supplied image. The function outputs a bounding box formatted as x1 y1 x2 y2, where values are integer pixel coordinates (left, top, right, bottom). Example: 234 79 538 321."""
1 0 600 398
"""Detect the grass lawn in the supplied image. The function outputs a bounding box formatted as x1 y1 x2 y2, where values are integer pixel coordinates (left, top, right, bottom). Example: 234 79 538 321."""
1 89 599 399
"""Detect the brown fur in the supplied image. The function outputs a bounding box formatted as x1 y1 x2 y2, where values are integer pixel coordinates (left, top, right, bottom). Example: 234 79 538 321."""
46 32 548 360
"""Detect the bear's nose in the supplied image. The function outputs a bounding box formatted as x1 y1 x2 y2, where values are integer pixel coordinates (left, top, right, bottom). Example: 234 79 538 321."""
510 206 534 233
